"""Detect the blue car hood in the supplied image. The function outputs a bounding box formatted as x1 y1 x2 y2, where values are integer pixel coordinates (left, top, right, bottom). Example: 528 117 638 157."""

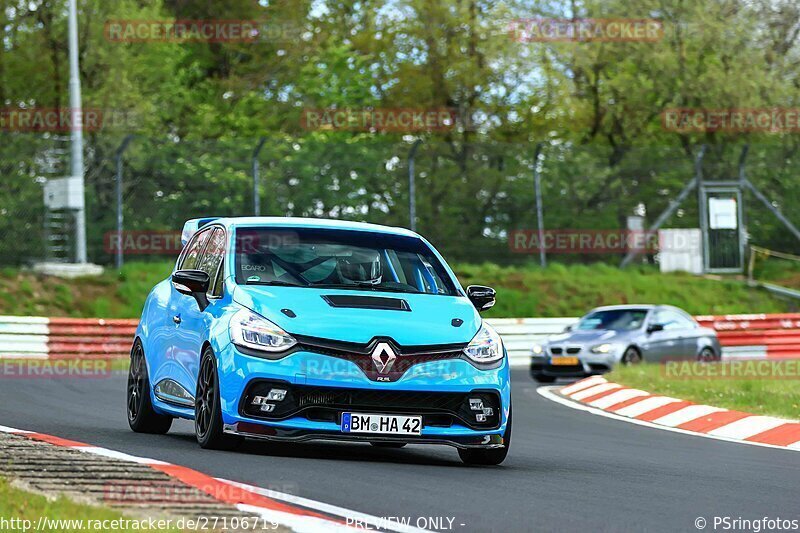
232 285 481 346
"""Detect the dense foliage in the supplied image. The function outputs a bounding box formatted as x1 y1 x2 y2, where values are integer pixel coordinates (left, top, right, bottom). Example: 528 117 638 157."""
1 0 799 265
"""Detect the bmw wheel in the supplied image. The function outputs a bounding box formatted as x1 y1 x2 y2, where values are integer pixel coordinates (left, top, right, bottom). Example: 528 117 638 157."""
697 347 719 362
195 346 242 450
127 340 173 434
458 407 511 466
621 347 643 365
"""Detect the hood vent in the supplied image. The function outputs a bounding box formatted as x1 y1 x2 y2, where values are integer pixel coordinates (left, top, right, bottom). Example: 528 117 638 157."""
322 294 411 312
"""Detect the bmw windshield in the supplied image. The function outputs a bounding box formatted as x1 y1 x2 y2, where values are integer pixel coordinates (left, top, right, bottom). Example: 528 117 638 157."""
576 309 649 332
234 227 459 296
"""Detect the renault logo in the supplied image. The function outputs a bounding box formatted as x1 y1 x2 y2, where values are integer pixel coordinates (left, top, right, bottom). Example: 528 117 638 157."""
371 342 397 374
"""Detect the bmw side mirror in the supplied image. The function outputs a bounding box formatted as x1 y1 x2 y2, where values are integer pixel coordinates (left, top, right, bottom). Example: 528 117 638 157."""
466 285 496 312
647 323 664 334
172 269 210 311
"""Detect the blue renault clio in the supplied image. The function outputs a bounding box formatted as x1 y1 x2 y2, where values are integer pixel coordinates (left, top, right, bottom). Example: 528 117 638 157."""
128 217 511 465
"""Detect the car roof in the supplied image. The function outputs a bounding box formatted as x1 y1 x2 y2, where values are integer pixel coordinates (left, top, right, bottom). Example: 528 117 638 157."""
589 304 657 312
211 217 420 238
588 304 689 314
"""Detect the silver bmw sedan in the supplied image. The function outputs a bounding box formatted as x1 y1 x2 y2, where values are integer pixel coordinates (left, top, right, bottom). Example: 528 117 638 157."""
530 304 721 383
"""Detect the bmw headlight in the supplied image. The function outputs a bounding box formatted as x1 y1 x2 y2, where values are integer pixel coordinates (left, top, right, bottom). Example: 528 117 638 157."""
463 322 504 364
230 308 297 353
591 343 613 354
532 344 544 355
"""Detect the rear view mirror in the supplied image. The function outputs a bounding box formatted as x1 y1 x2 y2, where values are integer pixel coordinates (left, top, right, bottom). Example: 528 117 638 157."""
466 285 496 312
647 323 664 334
172 269 210 311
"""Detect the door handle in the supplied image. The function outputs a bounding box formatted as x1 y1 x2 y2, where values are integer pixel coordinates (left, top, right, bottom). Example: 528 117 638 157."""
173 315 182 325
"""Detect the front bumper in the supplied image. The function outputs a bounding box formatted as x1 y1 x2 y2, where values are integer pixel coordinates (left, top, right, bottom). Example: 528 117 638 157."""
216 344 511 449
530 352 617 378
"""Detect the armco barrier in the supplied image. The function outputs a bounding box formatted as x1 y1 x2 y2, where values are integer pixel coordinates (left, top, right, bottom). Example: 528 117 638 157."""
1 314 798 366
0 317 137 360
696 313 800 360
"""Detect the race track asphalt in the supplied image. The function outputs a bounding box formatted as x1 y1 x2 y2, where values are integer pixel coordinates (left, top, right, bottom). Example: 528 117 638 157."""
0 369 797 532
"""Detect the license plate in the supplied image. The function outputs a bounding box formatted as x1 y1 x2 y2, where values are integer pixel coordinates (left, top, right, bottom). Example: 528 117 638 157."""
341 413 422 436
551 356 579 366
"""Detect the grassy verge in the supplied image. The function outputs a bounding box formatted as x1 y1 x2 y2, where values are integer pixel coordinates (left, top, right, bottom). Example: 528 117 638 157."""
0 261 792 318
458 262 794 317
607 362 800 420
0 477 181 532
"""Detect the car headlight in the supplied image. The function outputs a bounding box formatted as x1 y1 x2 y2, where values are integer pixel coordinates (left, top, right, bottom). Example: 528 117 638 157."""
591 343 613 354
532 344 544 355
463 322 504 364
230 308 297 353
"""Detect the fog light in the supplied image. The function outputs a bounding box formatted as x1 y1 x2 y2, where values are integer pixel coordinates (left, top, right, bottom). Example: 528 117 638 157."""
260 404 275 413
482 407 494 416
469 398 484 411
475 413 487 422
267 389 287 402
251 396 266 405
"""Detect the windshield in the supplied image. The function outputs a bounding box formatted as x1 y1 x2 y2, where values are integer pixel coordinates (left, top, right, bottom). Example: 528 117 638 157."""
234 227 459 296
576 309 649 331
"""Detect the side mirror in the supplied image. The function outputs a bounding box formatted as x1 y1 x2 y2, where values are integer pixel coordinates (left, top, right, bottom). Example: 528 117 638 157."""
564 324 573 332
466 285 496 312
647 323 664 334
172 269 210 311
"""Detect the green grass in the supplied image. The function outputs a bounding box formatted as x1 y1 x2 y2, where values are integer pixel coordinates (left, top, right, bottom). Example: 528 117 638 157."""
0 260 792 318
0 477 182 532
607 362 800 420
0 262 172 318
457 262 795 318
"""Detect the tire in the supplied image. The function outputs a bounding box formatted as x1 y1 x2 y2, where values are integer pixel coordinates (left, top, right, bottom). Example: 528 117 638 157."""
532 374 556 384
195 346 242 451
697 346 719 362
127 340 173 434
370 442 407 448
621 346 643 365
458 407 511 466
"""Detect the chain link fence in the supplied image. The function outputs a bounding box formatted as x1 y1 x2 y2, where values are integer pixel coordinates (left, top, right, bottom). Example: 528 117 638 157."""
1 132 798 268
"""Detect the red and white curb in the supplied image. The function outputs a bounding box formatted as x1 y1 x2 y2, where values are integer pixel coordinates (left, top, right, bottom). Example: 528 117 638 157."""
537 376 800 452
0 425 428 533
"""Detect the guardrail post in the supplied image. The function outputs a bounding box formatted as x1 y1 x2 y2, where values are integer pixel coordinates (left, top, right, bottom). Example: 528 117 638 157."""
114 135 134 270
533 142 546 267
252 137 267 216
408 139 423 232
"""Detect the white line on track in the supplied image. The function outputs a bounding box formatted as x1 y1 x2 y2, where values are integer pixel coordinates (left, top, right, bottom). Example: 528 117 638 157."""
536 386 800 454
218 478 431 533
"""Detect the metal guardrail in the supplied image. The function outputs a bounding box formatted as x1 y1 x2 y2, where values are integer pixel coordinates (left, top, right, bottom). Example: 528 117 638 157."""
1 314 798 366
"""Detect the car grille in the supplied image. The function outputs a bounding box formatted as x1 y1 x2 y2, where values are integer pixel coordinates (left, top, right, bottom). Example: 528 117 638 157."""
240 381 501 430
550 346 581 355
293 335 465 382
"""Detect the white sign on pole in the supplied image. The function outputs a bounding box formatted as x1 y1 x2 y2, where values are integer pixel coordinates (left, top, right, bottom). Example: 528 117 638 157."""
43 177 85 210
708 197 738 230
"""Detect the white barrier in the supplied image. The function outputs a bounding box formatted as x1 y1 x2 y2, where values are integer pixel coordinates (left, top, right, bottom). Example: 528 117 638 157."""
0 315 767 366
487 317 577 367
0 316 50 359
